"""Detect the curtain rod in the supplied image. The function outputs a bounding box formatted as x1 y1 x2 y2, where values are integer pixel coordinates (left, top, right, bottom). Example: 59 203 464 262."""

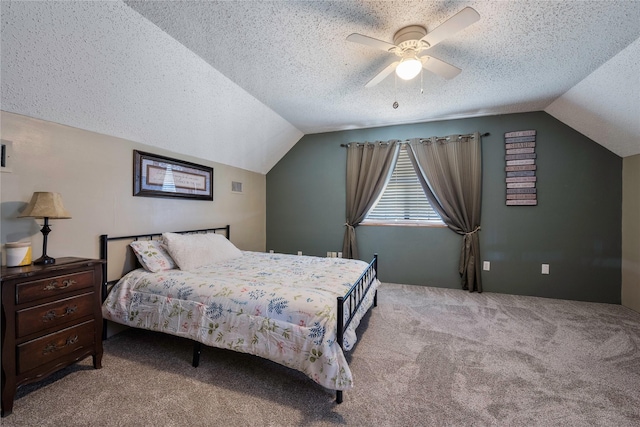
340 132 490 147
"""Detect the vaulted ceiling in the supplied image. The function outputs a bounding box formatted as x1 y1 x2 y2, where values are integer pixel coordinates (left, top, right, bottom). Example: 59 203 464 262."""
2 1 639 174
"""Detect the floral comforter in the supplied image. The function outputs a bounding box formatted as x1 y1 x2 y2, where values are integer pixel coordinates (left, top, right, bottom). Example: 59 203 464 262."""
102 251 379 391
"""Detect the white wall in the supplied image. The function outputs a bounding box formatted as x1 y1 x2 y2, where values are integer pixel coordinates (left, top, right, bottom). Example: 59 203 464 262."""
622 154 640 313
0 111 266 265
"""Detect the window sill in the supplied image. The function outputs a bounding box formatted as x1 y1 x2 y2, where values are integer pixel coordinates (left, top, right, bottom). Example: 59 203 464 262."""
360 221 447 228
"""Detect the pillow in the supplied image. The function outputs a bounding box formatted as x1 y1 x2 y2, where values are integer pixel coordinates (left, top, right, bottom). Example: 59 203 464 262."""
162 232 242 271
130 240 176 272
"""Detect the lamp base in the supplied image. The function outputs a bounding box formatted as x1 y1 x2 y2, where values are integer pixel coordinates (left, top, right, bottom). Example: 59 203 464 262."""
33 255 56 265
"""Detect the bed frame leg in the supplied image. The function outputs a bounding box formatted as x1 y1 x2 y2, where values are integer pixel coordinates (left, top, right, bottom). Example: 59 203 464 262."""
192 341 202 367
374 289 378 307
336 390 343 404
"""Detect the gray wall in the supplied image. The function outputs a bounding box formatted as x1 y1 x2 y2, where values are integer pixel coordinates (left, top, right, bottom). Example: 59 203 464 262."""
267 112 622 304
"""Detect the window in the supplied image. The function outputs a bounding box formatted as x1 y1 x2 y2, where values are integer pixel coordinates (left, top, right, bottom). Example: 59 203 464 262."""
363 145 443 226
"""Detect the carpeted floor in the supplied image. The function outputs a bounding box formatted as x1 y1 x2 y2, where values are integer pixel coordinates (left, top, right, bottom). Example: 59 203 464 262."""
4 283 640 426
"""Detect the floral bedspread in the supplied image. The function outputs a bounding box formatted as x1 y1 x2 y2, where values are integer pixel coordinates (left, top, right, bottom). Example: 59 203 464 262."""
102 251 379 391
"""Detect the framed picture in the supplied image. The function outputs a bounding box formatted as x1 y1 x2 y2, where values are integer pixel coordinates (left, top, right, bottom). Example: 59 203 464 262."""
133 150 213 200
1 139 13 173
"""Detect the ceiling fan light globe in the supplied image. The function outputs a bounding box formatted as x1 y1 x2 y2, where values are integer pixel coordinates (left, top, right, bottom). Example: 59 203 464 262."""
396 58 422 80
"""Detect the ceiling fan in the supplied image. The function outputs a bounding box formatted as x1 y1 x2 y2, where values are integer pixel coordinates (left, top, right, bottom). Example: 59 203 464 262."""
346 7 480 88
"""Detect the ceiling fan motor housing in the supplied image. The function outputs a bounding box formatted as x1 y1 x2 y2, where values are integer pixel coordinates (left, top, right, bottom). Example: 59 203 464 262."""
392 25 429 53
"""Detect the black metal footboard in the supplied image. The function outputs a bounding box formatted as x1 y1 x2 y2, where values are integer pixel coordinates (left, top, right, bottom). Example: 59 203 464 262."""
335 253 378 403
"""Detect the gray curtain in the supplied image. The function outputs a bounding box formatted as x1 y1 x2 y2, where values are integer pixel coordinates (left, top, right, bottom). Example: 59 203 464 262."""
407 132 483 292
342 141 398 259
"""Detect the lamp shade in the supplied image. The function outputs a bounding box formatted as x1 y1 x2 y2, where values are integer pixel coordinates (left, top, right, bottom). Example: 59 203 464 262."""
395 57 422 80
18 192 72 219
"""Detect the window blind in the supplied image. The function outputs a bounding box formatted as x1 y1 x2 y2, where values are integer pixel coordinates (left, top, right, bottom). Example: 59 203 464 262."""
365 146 441 223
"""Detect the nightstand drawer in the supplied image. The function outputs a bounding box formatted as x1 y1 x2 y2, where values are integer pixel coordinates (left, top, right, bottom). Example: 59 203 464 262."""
2 258 104 417
16 292 95 338
16 270 95 304
17 320 96 374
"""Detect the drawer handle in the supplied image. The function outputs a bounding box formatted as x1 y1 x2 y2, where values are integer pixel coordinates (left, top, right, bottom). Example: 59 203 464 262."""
42 335 79 355
43 279 76 291
42 305 78 322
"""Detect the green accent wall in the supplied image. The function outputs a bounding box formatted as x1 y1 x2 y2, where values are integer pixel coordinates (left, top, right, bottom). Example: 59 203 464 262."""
267 112 622 304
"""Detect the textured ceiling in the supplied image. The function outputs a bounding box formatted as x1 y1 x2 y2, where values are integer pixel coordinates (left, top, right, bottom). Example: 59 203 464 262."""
124 0 640 155
545 37 640 158
0 1 303 174
1 1 639 175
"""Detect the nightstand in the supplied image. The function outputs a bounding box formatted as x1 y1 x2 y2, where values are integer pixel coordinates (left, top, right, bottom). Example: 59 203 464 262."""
1 257 104 417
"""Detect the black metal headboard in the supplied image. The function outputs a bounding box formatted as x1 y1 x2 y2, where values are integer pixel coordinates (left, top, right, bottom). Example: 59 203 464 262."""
99 225 230 303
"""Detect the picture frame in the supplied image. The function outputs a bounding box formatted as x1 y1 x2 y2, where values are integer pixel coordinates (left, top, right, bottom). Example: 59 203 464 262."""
133 150 213 201
1 139 13 173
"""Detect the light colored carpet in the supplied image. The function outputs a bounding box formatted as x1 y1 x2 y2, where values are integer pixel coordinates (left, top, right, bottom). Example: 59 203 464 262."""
4 283 640 426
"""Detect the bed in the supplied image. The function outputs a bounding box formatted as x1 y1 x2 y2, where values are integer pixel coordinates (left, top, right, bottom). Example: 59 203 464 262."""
100 226 379 403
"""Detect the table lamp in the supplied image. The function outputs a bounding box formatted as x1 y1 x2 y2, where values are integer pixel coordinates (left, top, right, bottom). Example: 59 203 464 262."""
18 192 72 265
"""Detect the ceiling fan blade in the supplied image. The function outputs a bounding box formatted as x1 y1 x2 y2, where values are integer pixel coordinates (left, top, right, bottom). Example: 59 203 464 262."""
365 61 400 87
347 33 397 53
421 7 480 49
420 56 461 79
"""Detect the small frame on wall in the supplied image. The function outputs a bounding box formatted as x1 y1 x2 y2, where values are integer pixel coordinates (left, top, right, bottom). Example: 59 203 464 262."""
1 139 13 173
133 150 213 200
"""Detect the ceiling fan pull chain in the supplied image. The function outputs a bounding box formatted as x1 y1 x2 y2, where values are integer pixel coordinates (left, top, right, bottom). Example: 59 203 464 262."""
421 68 424 94
393 73 399 109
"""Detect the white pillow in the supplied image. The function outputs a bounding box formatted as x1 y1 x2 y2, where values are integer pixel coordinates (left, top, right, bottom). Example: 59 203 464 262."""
130 240 176 272
162 232 242 271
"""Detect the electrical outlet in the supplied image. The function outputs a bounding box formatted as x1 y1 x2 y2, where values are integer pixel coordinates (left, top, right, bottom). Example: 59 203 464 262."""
297 251 302 256
331 252 337 258
269 250 274 254
338 252 343 258
483 261 490 271
542 264 550 274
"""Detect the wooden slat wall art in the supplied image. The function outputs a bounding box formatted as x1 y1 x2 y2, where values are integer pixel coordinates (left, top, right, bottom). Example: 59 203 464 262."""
505 130 537 206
